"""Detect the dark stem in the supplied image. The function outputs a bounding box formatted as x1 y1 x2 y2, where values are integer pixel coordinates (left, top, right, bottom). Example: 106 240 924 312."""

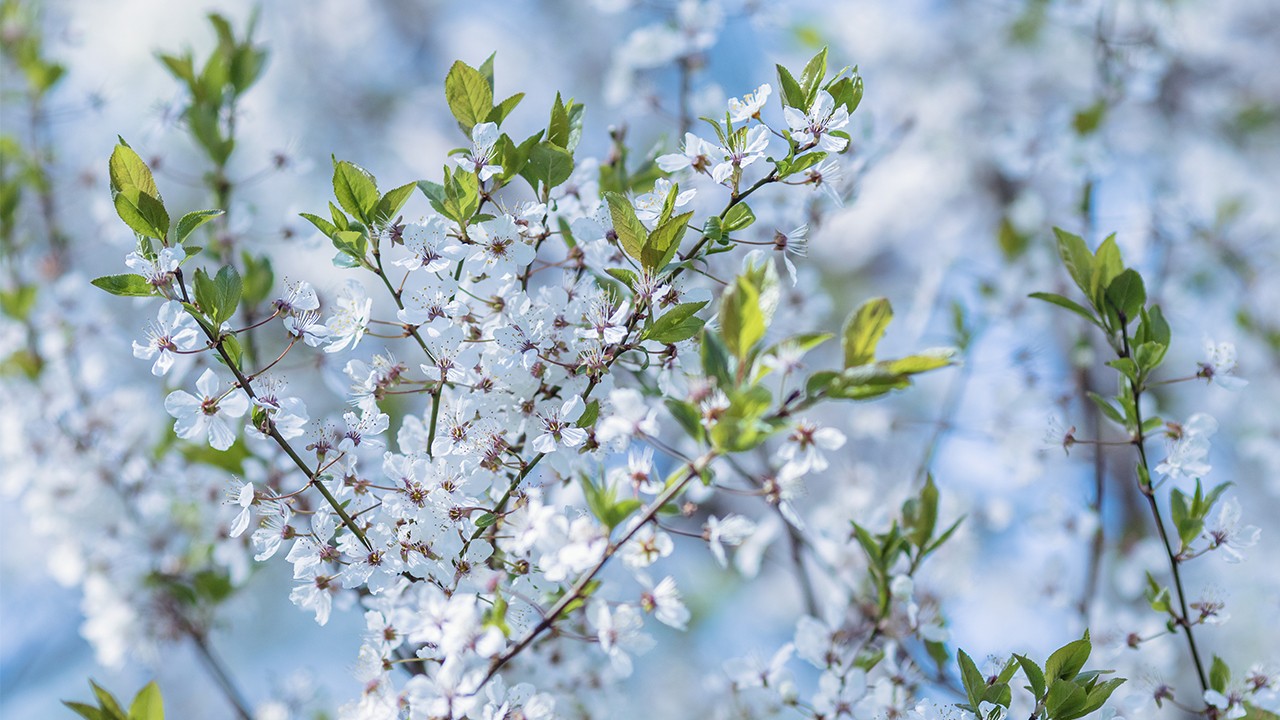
1076 364 1107 620
189 630 254 720
1118 320 1209 696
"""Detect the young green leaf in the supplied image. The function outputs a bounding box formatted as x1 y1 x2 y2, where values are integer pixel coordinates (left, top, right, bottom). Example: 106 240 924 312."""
643 210 693 271
91 274 155 297
605 192 647 261
175 209 224 244
444 60 494 133
719 275 766 362
332 159 380 225
842 297 892 368
128 681 164 720
1052 227 1095 301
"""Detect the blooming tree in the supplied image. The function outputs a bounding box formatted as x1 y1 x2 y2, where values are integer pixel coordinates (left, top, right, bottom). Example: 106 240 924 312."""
2 2 1278 720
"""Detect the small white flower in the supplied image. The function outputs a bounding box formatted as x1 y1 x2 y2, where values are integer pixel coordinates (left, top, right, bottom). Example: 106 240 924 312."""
393 217 461 273
456 122 503 182
620 521 673 568
163 368 249 451
596 388 660 446
706 514 756 568
284 309 330 346
633 178 696 225
771 225 809 284
778 418 845 474
803 158 844 205
1155 414 1217 481
228 480 255 538
1203 497 1261 563
784 90 850 152
1205 689 1246 720
657 132 717 174
1200 339 1247 390
470 215 535 277
639 574 690 630
273 279 320 315
531 396 587 454
324 279 372 354
250 392 309 440
576 297 630 345
125 246 182 287
711 124 770 184
132 301 200 376
590 600 655 677
728 83 772 123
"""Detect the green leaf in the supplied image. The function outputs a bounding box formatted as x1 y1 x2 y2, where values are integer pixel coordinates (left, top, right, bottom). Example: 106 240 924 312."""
880 349 956 375
1045 679 1088 720
1045 632 1091 682
212 264 243 325
114 190 170 241
722 203 755 232
1211 656 1231 694
475 512 497 529
299 212 338 239
1052 227 1095 301
63 701 108 720
776 64 805 111
1086 392 1126 426
798 47 829 109
700 328 733 388
665 398 705 444
109 141 160 198
90 680 126 719
1073 99 1108 136
924 516 964 556
495 130 543 184
605 192 647 261
1015 654 1047 700
826 70 864 115
775 151 827 180
1028 292 1101 328
1090 234 1124 301
605 267 638 289
1145 572 1171 613
643 211 693 271
1104 269 1146 325
487 92 525 127
239 251 274 306
329 202 350 231
903 475 940 551
519 142 575 193
128 676 165 717
445 60 494 133
842 297 892 368
1106 358 1138 383
1146 304 1171 346
0 285 37 321
720 275 766 362
175 209 224 244
548 93 573 148
92 274 155 297
645 301 708 344
577 399 600 428
332 229 370 266
332 159 380 225
957 649 987 714
374 181 417 227
1065 678 1125 720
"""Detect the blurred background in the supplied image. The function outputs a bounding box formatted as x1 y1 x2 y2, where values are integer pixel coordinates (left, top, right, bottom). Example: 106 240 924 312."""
2 0 1278 717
